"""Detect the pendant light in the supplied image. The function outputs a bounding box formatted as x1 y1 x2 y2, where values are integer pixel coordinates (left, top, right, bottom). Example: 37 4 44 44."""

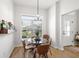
37 0 40 20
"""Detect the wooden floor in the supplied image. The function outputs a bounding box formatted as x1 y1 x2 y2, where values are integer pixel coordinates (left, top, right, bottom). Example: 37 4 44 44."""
10 46 79 58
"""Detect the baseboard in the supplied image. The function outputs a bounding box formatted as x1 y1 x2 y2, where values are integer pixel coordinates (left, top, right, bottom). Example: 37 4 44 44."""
9 45 15 58
53 45 58 49
58 47 64 51
64 45 73 47
9 47 15 58
52 45 64 51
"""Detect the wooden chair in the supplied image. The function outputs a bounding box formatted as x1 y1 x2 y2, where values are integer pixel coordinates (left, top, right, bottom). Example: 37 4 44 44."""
43 34 52 56
22 40 35 58
74 33 79 45
22 40 26 57
36 44 49 58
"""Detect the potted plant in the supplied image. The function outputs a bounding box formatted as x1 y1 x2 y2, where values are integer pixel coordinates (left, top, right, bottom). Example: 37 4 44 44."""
0 20 8 34
35 30 41 44
35 30 39 37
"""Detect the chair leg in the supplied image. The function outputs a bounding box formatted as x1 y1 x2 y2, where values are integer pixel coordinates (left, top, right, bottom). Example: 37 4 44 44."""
38 55 40 58
23 49 26 58
49 49 52 56
45 54 48 58
33 50 36 58
23 51 25 58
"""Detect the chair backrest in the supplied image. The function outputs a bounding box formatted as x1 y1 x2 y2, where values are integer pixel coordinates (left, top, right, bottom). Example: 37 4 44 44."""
43 34 49 40
37 44 49 55
22 40 26 48
75 34 79 40
43 34 50 43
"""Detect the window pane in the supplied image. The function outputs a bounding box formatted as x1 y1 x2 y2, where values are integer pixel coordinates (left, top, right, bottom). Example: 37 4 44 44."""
21 16 42 38
65 21 70 36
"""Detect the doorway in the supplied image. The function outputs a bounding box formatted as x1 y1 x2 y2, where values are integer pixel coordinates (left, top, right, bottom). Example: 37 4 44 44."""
61 11 77 46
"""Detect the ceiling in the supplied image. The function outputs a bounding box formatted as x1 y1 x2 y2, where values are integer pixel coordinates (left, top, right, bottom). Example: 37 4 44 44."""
14 0 58 9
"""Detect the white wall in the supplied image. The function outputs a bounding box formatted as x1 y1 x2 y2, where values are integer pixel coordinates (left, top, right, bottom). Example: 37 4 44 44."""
0 34 14 58
48 1 62 49
48 4 56 47
14 5 48 46
0 0 15 58
60 0 79 15
60 0 79 47
47 0 79 50
77 10 79 32
0 0 14 22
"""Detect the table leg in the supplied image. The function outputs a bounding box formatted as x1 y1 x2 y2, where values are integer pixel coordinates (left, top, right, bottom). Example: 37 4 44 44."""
33 49 36 58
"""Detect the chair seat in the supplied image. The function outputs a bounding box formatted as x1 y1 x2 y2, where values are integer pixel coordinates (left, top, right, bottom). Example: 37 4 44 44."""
25 45 35 50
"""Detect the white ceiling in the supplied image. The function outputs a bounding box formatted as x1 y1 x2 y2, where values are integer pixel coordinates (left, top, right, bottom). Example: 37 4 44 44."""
14 0 58 9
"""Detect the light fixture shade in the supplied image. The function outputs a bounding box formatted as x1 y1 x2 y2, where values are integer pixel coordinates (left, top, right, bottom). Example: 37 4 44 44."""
36 14 40 18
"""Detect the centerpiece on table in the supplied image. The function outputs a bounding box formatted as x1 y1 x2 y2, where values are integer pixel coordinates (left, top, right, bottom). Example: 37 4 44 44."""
35 30 41 44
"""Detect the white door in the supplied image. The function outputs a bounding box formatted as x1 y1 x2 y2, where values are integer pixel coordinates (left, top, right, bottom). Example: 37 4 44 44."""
62 12 77 46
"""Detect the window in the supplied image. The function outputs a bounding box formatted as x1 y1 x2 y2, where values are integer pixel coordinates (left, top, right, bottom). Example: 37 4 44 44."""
21 16 42 38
